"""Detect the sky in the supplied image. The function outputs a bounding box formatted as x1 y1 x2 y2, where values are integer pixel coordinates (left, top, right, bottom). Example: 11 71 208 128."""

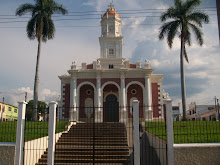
0 0 219 108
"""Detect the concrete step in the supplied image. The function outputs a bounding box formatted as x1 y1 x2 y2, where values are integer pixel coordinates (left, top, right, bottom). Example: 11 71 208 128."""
41 154 130 159
61 134 126 137
36 163 124 165
37 123 130 164
43 150 129 155
56 142 128 146
39 158 129 163
57 137 127 141
55 145 129 150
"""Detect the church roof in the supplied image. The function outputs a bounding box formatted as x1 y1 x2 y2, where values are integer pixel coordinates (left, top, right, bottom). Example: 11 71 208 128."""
103 10 120 17
103 2 120 17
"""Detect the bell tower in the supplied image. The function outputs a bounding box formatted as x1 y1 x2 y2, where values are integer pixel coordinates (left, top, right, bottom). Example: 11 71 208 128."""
99 2 123 59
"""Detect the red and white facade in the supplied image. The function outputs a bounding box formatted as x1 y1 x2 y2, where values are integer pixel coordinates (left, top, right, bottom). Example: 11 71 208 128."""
58 3 164 122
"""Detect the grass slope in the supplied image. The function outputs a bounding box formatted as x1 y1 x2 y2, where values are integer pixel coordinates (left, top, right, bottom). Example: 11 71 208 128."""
145 121 220 143
0 121 68 142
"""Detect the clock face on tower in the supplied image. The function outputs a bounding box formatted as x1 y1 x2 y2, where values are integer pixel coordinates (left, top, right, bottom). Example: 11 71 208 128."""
109 25 114 32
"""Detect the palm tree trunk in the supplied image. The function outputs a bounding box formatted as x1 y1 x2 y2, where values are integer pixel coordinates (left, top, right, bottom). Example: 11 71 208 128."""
180 35 187 121
33 36 42 121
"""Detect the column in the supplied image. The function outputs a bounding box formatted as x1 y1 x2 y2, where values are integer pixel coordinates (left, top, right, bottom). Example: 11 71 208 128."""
120 72 127 123
15 101 27 165
165 99 174 165
133 100 140 165
70 74 77 121
59 82 65 120
47 101 57 165
145 74 153 121
95 73 103 122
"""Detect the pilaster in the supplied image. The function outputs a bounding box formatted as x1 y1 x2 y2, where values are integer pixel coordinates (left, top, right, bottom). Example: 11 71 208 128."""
145 74 153 121
70 74 77 121
120 72 127 123
95 73 103 122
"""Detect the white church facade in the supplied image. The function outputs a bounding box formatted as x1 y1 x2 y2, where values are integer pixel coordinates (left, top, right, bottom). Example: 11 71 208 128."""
58 3 164 123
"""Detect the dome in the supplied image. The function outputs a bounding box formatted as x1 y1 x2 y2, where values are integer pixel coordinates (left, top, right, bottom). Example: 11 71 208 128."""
103 10 120 17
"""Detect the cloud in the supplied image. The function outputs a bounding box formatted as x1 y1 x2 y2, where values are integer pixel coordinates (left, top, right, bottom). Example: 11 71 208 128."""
0 87 59 106
0 0 219 108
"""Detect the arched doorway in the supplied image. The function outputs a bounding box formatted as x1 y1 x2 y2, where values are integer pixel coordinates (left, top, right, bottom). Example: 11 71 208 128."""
105 94 119 122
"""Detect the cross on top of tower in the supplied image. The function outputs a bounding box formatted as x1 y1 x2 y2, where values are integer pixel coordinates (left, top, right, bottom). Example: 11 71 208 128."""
108 1 114 9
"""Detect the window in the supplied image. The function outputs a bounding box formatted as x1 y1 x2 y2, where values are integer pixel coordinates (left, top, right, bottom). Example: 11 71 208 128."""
14 109 17 113
131 89 137 95
109 65 114 69
109 49 114 55
86 89 92 95
9 107 11 111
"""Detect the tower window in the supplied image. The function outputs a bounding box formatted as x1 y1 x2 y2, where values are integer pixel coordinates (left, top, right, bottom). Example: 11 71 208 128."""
109 49 114 55
109 65 114 69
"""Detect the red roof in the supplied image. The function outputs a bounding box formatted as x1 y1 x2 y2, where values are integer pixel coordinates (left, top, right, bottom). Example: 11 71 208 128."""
103 10 120 17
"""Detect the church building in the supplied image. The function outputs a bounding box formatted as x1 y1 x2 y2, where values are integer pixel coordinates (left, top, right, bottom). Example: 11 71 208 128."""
58 3 164 123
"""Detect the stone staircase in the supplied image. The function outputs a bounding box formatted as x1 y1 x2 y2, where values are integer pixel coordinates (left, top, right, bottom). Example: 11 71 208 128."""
36 122 130 165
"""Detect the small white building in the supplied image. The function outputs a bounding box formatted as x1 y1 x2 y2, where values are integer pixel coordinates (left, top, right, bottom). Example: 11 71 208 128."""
187 102 216 121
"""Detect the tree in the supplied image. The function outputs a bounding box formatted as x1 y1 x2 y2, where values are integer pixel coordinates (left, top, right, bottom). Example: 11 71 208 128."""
26 100 47 121
16 0 68 121
158 0 209 120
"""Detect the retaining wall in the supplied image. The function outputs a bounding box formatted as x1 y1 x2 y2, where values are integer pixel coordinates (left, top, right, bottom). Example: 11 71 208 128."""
174 143 220 165
0 142 16 165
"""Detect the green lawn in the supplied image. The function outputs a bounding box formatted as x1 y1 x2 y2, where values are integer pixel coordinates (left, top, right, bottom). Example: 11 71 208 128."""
145 121 220 143
1 121 219 143
0 121 68 142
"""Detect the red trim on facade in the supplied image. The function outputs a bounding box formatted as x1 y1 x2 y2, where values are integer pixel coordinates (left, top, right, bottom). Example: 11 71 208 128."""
87 64 93 69
152 83 160 118
129 64 136 68
63 84 70 119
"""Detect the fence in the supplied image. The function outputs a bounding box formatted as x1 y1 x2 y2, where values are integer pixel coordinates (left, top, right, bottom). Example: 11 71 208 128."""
173 118 220 143
13 100 177 165
0 120 17 142
2 99 218 165
139 105 168 165
36 105 133 164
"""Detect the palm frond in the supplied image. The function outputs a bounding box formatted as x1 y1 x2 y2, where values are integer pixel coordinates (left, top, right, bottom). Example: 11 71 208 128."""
183 0 200 12
27 15 37 40
52 2 68 14
189 23 203 45
184 30 192 46
184 45 189 63
42 16 55 42
160 8 176 22
174 0 182 9
16 4 35 16
167 21 180 48
188 11 210 26
159 21 175 40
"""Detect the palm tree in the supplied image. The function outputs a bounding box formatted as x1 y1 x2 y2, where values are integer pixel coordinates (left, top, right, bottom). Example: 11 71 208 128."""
158 0 209 120
16 0 68 121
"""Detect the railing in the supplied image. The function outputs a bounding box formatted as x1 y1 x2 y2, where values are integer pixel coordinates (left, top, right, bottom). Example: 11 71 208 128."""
14 100 176 165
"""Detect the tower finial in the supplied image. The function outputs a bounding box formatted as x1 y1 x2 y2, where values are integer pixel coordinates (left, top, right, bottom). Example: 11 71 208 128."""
108 1 114 9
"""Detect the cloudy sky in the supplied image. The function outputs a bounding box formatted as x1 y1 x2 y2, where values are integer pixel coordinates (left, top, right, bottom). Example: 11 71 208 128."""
0 0 219 107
